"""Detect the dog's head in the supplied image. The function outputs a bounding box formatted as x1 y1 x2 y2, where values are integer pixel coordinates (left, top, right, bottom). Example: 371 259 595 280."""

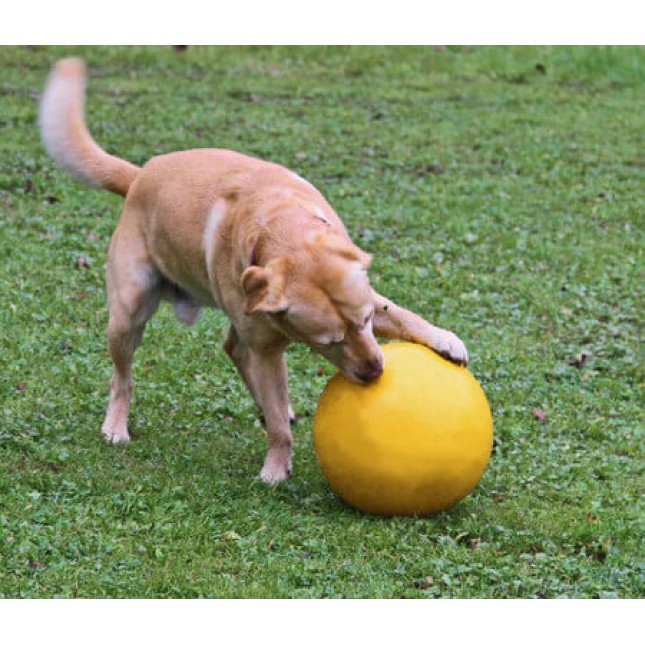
241 231 383 383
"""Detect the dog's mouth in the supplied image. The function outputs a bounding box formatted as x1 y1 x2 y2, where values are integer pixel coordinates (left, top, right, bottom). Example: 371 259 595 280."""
347 360 384 385
351 373 382 385
307 339 384 385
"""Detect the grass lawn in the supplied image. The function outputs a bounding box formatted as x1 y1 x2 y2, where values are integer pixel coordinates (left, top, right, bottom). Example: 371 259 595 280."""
0 45 643 598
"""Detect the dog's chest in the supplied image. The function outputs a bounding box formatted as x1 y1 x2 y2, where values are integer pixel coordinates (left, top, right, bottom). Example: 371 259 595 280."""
146 205 223 308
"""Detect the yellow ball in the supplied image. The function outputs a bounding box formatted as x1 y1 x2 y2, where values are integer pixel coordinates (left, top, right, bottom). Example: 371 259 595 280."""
314 342 493 516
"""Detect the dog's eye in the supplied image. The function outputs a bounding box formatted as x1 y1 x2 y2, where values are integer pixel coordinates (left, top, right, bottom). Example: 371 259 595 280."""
316 336 343 347
356 311 374 331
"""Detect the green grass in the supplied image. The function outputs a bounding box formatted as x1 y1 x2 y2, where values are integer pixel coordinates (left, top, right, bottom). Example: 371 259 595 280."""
0 45 643 598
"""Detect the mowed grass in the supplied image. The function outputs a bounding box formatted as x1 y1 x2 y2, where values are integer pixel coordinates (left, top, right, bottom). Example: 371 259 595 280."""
0 46 643 598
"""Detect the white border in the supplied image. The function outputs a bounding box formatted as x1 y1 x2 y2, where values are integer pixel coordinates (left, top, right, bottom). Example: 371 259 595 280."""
0 599 642 645
0 3 642 642
1 1 644 44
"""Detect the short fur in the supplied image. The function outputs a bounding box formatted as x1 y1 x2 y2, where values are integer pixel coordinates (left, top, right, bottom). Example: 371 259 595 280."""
39 58 468 483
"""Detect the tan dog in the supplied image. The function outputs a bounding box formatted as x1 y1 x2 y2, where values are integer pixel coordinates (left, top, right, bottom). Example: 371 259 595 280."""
39 58 468 484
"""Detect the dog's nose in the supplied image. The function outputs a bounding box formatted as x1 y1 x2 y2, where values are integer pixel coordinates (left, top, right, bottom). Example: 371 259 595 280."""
356 358 383 383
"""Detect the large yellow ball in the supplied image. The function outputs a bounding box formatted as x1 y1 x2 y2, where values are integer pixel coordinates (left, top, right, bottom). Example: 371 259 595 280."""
314 342 493 516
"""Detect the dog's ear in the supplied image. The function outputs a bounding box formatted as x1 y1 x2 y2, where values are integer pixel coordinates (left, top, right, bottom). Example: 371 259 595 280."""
241 258 290 315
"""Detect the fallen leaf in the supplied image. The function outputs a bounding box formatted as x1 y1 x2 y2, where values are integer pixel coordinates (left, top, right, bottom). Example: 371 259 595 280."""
568 352 589 369
532 409 548 423
359 228 376 242
416 163 445 176
28 560 45 569
589 537 613 563
415 575 435 589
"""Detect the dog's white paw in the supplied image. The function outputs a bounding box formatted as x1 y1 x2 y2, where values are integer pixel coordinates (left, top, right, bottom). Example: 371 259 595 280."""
429 329 469 366
259 450 292 485
102 428 131 444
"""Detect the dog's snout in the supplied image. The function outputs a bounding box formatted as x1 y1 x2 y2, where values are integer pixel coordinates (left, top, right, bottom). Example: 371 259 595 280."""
356 358 384 383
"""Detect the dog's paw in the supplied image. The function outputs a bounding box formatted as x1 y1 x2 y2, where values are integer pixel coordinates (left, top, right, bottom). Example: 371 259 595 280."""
102 427 131 445
429 329 468 366
259 450 292 485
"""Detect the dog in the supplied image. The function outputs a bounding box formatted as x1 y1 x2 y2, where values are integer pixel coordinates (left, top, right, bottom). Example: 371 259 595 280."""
39 57 468 484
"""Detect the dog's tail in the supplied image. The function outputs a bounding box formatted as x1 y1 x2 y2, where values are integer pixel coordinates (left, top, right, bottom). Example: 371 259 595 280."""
39 58 140 197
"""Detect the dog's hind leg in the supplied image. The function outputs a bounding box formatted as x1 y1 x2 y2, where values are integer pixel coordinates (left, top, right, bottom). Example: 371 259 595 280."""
101 231 161 444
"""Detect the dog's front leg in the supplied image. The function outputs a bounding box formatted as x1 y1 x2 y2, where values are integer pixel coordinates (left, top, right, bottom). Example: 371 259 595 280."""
244 348 293 484
224 325 296 423
372 290 468 365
